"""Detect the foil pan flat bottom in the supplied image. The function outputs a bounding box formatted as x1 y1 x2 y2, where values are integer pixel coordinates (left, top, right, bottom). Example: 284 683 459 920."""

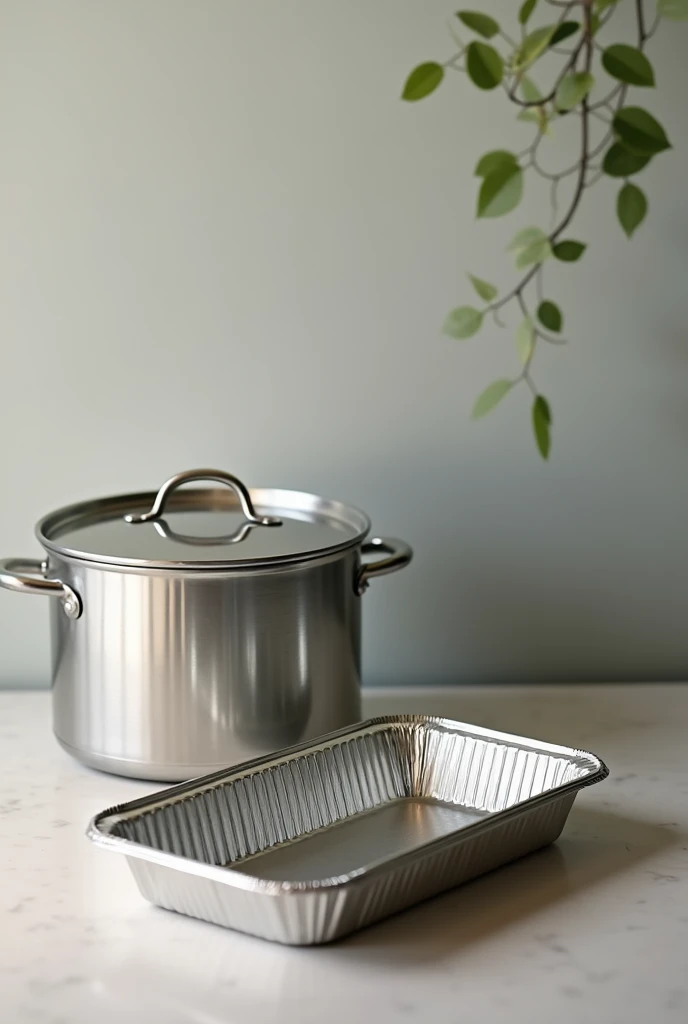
232 798 487 882
88 716 608 944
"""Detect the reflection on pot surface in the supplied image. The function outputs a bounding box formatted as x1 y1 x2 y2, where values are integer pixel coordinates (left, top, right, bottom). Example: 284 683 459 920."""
1 468 412 780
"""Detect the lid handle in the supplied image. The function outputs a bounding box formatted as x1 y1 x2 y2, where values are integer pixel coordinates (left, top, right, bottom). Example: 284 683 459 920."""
124 469 282 528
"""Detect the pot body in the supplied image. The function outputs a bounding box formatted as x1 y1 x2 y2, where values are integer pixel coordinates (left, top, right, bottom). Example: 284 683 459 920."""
47 550 362 780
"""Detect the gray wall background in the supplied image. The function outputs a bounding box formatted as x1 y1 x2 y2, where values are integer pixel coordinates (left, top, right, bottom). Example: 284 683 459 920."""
1 0 687 688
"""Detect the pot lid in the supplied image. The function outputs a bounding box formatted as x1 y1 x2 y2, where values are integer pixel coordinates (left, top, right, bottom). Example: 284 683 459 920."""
37 469 370 570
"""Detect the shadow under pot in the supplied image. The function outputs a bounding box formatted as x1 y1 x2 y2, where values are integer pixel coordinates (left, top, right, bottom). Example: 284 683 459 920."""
0 468 412 781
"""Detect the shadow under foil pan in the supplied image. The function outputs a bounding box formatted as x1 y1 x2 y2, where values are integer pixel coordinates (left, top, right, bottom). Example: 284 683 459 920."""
87 715 608 944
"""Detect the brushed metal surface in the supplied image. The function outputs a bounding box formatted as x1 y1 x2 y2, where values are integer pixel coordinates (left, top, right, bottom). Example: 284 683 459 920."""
232 799 487 882
1 471 412 778
49 550 362 779
89 716 608 944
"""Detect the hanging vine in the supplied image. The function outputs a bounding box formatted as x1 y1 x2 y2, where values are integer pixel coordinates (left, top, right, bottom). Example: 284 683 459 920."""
401 0 685 458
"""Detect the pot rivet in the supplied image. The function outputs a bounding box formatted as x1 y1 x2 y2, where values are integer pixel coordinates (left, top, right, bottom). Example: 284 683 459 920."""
61 589 82 620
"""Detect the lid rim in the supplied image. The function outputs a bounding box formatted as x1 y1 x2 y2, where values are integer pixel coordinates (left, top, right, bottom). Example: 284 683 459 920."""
36 534 366 572
35 486 371 570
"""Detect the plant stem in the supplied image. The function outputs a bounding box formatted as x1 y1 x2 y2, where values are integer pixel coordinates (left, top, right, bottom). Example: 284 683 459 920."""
636 0 647 43
551 0 592 241
486 3 593 324
508 8 585 108
523 373 538 396
487 265 540 316
516 293 539 382
536 329 568 346
549 178 560 228
647 12 661 38
444 51 464 70
589 84 623 110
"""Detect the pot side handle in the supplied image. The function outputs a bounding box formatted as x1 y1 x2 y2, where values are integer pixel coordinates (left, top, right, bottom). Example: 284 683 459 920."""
0 558 82 619
356 538 412 596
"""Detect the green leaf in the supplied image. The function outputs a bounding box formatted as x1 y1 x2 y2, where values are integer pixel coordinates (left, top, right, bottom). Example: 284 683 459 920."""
517 106 552 134
467 274 498 302
474 149 518 177
515 25 556 69
508 226 547 251
551 22 580 46
401 63 444 101
457 10 500 39
555 72 595 111
443 306 484 339
658 0 688 19
553 240 586 261
617 182 647 237
590 12 602 34
602 142 652 177
537 300 563 333
516 240 552 269
613 106 671 155
508 226 552 268
519 0 538 25
532 396 551 460
515 318 535 364
519 75 542 103
477 164 523 218
602 45 655 86
466 41 504 90
595 0 619 11
472 379 513 419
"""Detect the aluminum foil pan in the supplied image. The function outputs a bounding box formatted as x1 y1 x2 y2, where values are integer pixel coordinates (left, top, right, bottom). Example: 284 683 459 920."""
88 716 608 945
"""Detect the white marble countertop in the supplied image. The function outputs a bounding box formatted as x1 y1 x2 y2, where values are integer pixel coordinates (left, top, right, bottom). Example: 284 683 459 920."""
2 685 687 1024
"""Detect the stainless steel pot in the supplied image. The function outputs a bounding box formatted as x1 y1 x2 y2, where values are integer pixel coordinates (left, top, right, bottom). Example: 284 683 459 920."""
0 469 412 781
